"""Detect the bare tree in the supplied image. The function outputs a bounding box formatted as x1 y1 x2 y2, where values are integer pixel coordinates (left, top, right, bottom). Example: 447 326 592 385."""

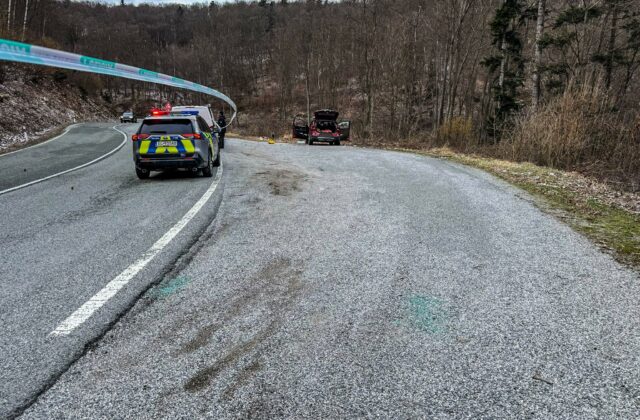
532 0 545 110
21 0 29 41
7 0 12 33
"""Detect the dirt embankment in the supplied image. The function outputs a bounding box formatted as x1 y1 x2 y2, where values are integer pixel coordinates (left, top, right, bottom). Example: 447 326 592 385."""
0 65 115 153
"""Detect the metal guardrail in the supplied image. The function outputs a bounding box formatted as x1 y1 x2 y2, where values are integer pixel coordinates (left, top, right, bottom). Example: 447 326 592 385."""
0 38 237 127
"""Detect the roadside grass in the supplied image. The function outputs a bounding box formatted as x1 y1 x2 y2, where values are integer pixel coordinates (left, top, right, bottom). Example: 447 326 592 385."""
401 147 640 270
227 132 263 142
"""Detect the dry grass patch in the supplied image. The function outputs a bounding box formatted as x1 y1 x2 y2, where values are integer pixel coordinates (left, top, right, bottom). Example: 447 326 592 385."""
502 89 640 188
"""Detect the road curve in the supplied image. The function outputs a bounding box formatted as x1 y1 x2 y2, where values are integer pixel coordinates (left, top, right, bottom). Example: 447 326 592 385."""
0 123 223 418
0 123 126 194
19 139 640 419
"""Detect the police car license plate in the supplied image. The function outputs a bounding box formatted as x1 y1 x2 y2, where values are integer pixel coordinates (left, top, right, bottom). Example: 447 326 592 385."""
157 141 177 147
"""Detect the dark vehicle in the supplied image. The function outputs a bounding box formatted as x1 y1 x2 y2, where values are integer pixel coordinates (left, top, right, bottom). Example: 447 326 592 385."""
292 109 350 145
292 114 309 140
131 111 220 180
120 111 137 123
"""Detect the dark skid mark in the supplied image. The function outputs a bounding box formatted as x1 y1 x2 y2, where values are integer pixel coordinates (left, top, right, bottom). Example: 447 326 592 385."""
184 322 276 393
183 258 303 393
157 257 287 343
222 360 262 400
177 323 220 355
251 168 308 196
221 258 302 322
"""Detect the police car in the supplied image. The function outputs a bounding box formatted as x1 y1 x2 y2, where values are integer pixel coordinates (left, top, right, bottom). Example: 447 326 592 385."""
132 110 220 179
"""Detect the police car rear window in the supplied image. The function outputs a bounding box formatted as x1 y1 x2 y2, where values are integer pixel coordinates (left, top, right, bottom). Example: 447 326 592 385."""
139 119 194 134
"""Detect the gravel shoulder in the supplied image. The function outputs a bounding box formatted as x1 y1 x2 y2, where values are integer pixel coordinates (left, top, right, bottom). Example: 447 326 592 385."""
22 139 640 419
406 147 640 270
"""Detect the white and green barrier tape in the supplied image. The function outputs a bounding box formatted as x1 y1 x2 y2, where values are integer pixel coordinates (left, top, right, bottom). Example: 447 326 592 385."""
0 38 237 127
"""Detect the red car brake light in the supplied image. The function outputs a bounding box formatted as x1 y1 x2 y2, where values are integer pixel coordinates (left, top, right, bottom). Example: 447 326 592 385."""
132 133 149 141
182 133 201 139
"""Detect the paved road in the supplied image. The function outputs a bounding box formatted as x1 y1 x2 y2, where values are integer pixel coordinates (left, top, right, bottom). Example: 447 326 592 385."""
9 137 639 418
0 123 125 193
0 123 223 418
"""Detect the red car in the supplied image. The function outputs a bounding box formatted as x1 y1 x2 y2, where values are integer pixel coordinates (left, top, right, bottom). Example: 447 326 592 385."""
293 109 350 146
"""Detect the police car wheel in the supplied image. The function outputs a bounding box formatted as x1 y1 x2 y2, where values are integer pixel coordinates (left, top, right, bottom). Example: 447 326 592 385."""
136 167 150 180
202 150 214 178
212 149 221 167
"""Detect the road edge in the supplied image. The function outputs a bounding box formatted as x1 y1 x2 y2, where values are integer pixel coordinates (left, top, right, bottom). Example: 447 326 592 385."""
392 147 640 272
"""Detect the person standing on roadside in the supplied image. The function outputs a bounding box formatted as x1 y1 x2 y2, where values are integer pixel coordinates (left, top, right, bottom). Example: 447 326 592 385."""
217 110 227 149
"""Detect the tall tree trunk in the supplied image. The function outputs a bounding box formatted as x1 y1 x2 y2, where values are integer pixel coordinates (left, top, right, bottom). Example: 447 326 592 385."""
498 31 506 109
21 0 29 41
7 0 12 33
305 55 311 126
532 0 545 110
605 3 619 90
437 38 451 127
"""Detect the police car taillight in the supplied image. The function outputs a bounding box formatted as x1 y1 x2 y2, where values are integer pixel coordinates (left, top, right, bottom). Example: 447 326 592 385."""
182 133 201 139
150 108 169 116
132 134 149 141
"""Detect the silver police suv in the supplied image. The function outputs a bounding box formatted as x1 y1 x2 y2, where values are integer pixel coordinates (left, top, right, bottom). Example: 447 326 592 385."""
131 111 220 179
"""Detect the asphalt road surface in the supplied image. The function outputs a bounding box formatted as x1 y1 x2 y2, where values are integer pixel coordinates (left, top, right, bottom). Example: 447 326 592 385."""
0 123 223 418
2 124 639 419
0 123 125 194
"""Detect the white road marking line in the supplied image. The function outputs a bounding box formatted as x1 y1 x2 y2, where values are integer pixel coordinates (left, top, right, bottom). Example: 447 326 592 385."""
50 163 224 336
0 125 128 197
0 123 80 158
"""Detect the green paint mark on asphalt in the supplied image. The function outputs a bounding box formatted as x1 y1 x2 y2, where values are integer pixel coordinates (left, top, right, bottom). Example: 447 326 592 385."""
400 295 448 334
153 276 191 299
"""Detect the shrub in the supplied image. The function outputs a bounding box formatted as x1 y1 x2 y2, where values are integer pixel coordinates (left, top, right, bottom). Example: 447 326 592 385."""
500 88 640 184
436 117 474 149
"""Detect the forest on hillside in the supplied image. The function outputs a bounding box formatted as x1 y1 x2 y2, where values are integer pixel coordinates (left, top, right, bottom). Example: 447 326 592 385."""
1 0 639 186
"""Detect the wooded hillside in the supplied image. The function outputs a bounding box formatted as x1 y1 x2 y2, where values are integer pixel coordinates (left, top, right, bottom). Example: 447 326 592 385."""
2 0 639 186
